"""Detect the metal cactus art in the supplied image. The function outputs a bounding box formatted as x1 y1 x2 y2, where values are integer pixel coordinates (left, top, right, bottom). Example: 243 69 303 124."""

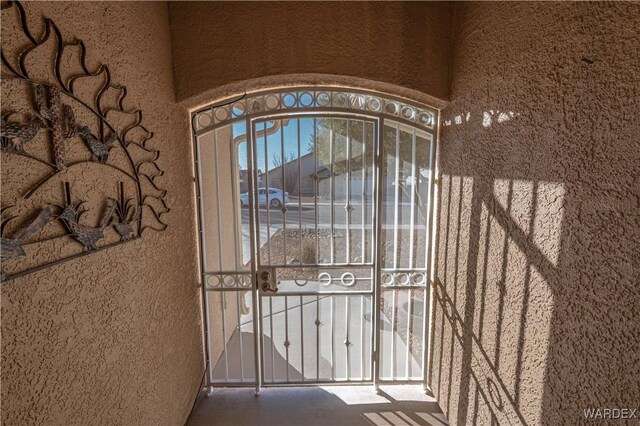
0 1 170 282
110 182 140 241
34 85 77 170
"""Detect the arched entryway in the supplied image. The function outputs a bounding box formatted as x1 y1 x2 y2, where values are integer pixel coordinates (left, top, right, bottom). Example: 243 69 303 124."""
191 85 440 394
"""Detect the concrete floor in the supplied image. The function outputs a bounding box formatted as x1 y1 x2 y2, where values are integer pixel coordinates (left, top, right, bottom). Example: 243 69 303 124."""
210 292 423 382
188 385 448 426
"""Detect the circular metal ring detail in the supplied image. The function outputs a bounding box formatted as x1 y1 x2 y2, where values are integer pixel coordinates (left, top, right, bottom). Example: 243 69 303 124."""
265 95 280 109
340 272 356 287
318 272 332 286
282 93 297 108
239 275 252 287
232 101 246 117
396 272 410 286
384 102 399 115
197 90 437 135
333 93 347 107
299 92 313 107
294 278 309 287
411 272 426 286
223 275 237 287
401 106 415 120
214 107 229 122
417 112 433 126
381 272 394 286
366 98 381 111
197 112 212 127
207 275 221 288
316 92 330 106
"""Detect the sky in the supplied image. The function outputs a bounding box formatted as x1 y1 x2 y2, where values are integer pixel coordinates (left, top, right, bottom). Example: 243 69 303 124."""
235 118 315 172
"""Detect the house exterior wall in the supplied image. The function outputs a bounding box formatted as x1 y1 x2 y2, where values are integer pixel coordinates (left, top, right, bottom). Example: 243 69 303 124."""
432 2 640 425
168 1 453 104
318 175 375 202
1 2 203 424
261 153 318 196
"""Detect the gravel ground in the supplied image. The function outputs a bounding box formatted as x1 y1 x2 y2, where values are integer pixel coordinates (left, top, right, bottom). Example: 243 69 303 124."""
260 228 429 268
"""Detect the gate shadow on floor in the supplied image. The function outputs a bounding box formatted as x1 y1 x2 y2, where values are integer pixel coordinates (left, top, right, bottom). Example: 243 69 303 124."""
188 385 449 426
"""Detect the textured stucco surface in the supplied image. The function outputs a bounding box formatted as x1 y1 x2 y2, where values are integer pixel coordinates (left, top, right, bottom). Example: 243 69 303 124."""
1 2 203 424
3 2 639 425
168 1 452 103
431 2 640 425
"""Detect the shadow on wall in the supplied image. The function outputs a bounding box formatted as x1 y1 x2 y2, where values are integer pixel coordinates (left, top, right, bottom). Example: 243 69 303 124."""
429 100 638 425
430 170 562 426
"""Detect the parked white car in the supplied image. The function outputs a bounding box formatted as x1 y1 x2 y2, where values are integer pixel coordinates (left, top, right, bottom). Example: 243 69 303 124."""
240 188 289 208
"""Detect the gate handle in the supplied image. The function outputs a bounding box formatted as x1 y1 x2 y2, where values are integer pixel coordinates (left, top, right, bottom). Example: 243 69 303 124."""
261 282 278 293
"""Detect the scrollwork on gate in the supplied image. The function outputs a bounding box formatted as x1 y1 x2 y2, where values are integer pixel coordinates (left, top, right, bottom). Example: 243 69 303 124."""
0 1 169 282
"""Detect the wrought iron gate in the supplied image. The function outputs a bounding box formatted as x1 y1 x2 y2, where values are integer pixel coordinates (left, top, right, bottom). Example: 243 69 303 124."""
192 88 438 393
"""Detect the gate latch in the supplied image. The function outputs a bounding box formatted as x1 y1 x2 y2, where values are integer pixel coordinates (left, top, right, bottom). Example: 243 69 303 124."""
257 267 278 293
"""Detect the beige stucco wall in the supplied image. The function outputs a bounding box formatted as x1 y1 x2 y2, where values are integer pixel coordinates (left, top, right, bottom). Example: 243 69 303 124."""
168 1 452 104
196 126 242 370
1 2 203 424
431 2 640 426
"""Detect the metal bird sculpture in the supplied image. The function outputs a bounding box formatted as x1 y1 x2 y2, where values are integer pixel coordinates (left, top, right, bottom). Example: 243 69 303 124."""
54 182 117 250
1 206 54 279
0 113 45 152
34 85 77 170
78 126 117 163
56 200 116 251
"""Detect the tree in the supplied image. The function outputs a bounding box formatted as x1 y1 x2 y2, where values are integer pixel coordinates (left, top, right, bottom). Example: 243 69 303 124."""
308 118 432 222
271 151 300 194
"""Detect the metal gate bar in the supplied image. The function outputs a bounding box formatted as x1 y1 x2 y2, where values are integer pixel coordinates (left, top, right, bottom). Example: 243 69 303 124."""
280 120 287 261
247 120 262 394
373 118 384 389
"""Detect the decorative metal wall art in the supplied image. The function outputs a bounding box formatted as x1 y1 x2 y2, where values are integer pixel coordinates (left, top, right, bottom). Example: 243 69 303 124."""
0 1 170 282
